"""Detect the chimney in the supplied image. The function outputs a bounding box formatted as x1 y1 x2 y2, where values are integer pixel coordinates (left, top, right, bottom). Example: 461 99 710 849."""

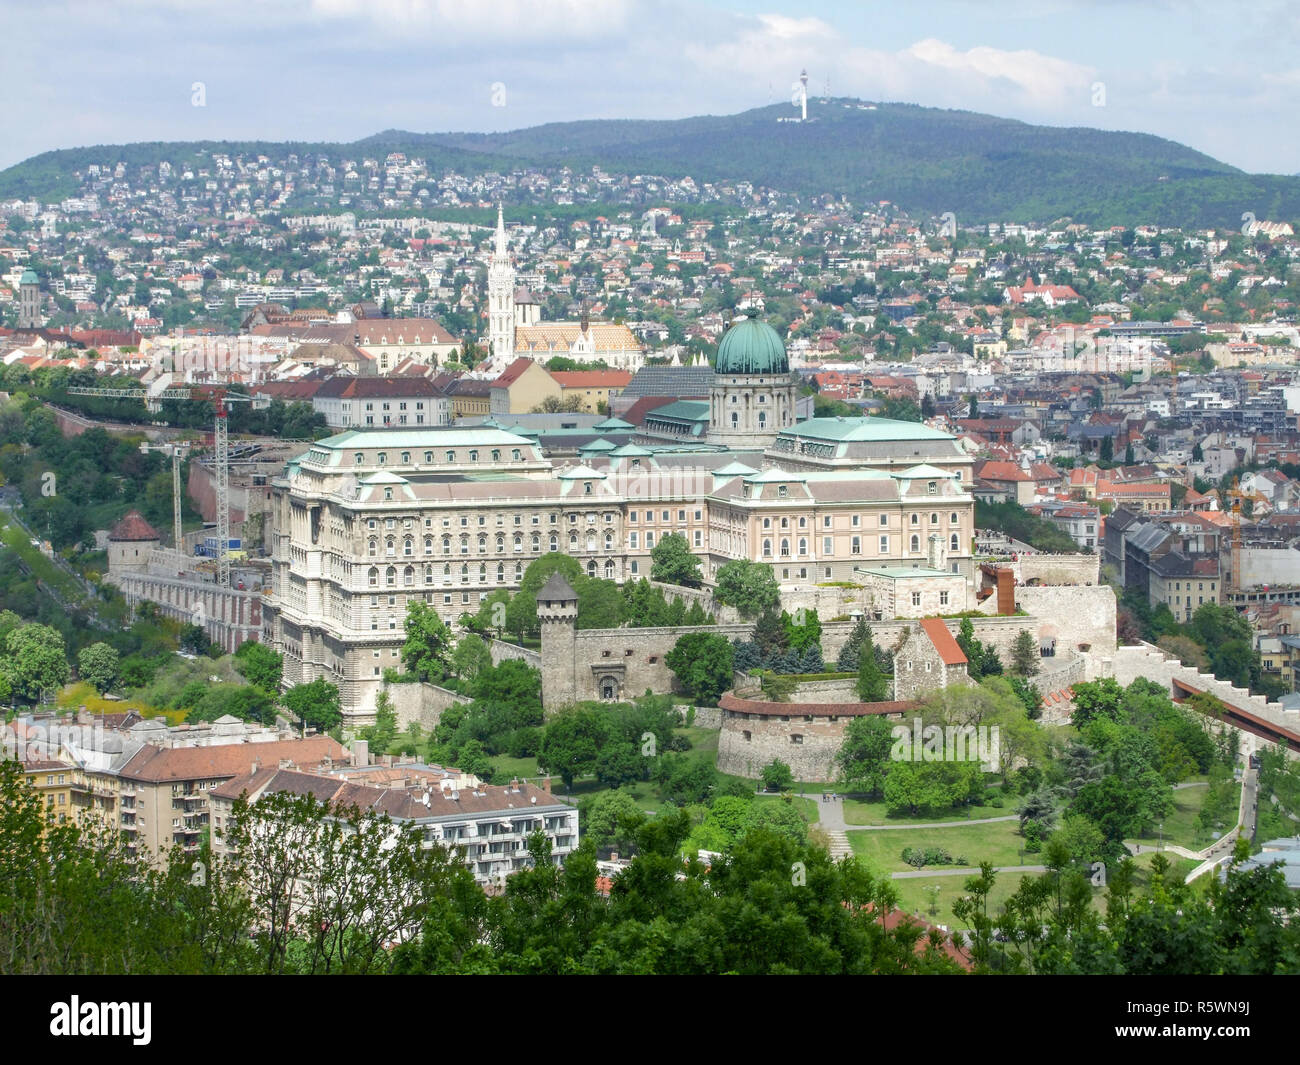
354 739 369 767
250 760 260 774
540 775 552 794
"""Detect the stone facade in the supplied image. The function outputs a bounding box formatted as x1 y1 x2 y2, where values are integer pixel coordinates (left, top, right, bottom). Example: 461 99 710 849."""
892 620 970 702
716 691 916 781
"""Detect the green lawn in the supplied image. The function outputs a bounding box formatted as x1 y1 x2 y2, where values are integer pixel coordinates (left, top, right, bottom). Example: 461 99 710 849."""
1126 779 1241 851
849 819 1030 873
842 793 1014 826
890 870 1041 931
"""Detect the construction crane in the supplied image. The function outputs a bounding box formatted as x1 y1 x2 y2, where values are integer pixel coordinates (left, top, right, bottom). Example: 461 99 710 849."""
137 440 191 555
66 386 251 587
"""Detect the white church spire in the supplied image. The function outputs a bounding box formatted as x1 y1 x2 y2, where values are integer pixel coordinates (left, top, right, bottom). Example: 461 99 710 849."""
487 203 516 368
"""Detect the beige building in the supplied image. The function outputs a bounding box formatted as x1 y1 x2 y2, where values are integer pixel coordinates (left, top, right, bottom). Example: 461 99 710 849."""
490 358 561 415
893 618 970 701
115 735 345 865
262 428 627 720
705 463 975 585
550 370 632 414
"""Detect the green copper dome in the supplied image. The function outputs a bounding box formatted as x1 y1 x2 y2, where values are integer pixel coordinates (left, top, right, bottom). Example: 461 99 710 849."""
714 316 788 375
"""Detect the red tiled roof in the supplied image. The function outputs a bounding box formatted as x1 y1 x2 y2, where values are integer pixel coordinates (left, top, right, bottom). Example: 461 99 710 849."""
718 693 918 717
120 736 345 783
550 371 633 388
108 510 161 543
921 617 968 666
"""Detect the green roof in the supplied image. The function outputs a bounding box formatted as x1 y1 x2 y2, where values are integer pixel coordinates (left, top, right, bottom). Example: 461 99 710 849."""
317 427 534 449
593 416 634 430
578 437 617 453
714 316 789 375
648 400 710 422
856 565 959 579
778 416 955 443
19 268 38 285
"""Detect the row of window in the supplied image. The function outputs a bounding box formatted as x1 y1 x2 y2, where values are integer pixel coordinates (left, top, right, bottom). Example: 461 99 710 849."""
761 533 961 558
356 447 526 466
760 511 961 530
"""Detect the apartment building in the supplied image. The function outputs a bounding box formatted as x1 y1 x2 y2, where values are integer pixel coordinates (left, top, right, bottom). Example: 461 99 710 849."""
210 767 579 888
311 376 451 430
115 735 345 864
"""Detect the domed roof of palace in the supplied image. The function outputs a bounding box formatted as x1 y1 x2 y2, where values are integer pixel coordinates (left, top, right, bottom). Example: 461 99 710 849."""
714 315 789 376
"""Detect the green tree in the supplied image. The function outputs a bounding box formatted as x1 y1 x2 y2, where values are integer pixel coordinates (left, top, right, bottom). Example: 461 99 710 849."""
282 677 343 733
362 691 399 753
1010 629 1039 677
451 634 493 683
761 759 795 792
665 631 735 704
233 640 283 694
401 600 454 682
539 707 610 790
582 789 645 851
3 623 70 703
650 532 702 588
76 642 119 694
836 715 896 797
856 624 890 701
714 559 779 618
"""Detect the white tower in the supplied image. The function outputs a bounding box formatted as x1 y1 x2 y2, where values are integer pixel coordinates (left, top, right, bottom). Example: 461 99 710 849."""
487 204 516 367
799 69 808 121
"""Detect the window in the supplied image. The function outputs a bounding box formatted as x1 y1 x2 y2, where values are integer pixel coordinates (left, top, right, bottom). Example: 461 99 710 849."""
879 535 889 553
940 591 949 606
791 734 803 745
851 514 860 527
911 591 921 607
911 513 919 526
950 533 959 552
377 452 387 465
851 536 861 554
780 539 790 557
400 452 410 464
823 536 833 555
629 533 639 549
950 512 959 524
927 481 937 494
763 539 772 558
910 535 920 552
798 538 807 556
930 513 938 525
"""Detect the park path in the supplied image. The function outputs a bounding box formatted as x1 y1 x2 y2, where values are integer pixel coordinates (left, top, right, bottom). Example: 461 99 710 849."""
804 792 853 860
891 865 1047 880
846 815 1019 831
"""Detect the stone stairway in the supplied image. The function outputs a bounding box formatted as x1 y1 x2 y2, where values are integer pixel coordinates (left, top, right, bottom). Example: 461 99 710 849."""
826 829 853 861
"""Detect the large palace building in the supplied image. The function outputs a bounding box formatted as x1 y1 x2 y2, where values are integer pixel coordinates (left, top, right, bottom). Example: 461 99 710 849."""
262 319 977 721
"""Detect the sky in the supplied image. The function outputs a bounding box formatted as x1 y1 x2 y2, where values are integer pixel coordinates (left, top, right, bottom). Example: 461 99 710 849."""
2 0 1298 174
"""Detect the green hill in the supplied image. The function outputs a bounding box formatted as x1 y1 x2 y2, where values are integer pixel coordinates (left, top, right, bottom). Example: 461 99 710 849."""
4 99 1298 227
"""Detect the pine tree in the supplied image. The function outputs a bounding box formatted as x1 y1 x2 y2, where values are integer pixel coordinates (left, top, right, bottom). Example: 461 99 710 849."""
1011 629 1040 676
836 614 868 671
856 626 889 701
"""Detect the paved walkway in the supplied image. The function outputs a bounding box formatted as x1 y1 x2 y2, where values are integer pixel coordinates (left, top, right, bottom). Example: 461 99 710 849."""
891 865 1047 880
846 815 1019 831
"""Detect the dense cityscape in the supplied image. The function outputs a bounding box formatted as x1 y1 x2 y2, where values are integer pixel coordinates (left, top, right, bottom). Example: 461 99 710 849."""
2 4 1299 1009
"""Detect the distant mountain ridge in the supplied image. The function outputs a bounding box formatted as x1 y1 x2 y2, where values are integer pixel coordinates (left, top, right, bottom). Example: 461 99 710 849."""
4 99 1299 227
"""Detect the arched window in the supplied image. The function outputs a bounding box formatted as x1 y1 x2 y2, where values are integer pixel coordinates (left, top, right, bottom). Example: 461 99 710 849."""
731 412 739 427
496 533 505 552
798 538 807 556
385 566 396 587
368 567 378 587
403 565 414 587
478 564 487 583
930 513 938 525
368 538 377 557
354 452 364 464
587 560 596 577
910 513 919 526
950 512 959 525
403 537 413 556
532 533 540 551
605 559 615 579
478 534 487 552
496 563 505 582
604 532 613 550
763 539 772 557
385 537 395 556
400 452 410 464
950 533 960 552
460 535 469 554
460 564 469 583
491 449 501 462
424 564 433 584
514 562 522 580
910 535 920 552
442 535 451 554
569 532 578 549
780 538 790 557
424 536 433 555
377 452 387 465
549 534 558 552
758 411 767 429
